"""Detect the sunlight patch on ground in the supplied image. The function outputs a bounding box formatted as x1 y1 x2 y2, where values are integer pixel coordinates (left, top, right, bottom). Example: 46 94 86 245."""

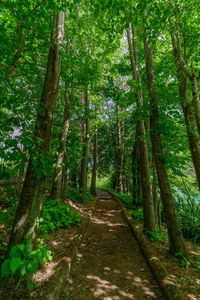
92 216 127 227
87 274 135 299
33 261 58 283
188 294 198 300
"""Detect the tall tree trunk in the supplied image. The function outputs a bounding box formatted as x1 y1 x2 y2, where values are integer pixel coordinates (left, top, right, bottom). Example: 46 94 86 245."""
171 33 200 193
61 154 70 196
127 27 155 231
121 115 127 193
79 88 90 199
152 157 158 220
51 92 71 199
171 5 200 138
8 10 65 251
132 136 139 203
143 35 188 257
90 124 98 196
106 101 120 191
116 104 123 193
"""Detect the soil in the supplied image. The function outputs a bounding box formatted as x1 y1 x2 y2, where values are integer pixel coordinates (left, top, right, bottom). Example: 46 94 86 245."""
63 190 164 299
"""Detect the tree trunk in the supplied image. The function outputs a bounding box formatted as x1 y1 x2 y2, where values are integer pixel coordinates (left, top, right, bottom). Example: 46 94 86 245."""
51 92 71 200
152 157 158 221
61 154 70 196
132 137 139 203
8 10 65 251
171 5 200 138
171 33 200 193
79 88 90 199
143 35 188 257
90 124 98 196
116 104 123 193
127 27 155 231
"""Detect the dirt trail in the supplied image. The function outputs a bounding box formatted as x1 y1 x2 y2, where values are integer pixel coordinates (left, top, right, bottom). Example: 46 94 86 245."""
65 190 164 299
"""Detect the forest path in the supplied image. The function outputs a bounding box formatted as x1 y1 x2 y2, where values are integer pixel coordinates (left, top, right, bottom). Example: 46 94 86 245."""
65 190 164 299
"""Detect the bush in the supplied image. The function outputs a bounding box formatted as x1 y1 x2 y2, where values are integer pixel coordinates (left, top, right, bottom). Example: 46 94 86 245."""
129 208 144 223
66 188 93 203
115 193 135 210
38 199 81 233
175 199 200 243
146 229 168 243
1 239 52 289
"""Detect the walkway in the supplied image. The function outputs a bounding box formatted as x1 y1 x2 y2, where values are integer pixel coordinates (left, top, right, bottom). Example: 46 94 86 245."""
66 190 164 299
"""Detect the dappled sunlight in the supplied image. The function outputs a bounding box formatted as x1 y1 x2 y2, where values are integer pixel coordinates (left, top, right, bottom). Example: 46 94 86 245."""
87 274 134 299
34 261 59 283
69 192 164 299
163 274 181 287
92 216 127 227
82 267 157 299
188 294 198 300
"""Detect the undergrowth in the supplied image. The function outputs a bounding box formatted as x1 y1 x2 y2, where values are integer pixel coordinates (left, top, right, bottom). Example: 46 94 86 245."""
38 199 81 232
0 193 81 289
1 239 52 290
115 193 135 210
175 199 200 244
65 188 93 203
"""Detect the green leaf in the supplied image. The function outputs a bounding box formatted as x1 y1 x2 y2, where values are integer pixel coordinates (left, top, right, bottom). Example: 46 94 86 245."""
1 259 10 278
10 257 21 274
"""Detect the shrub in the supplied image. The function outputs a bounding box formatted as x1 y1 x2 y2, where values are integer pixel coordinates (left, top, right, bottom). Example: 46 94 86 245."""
115 193 135 210
146 229 168 243
129 208 144 223
175 199 200 243
38 199 81 233
1 239 52 289
65 188 93 203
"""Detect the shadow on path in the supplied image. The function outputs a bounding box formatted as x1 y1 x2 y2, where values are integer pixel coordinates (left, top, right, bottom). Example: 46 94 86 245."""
66 190 164 299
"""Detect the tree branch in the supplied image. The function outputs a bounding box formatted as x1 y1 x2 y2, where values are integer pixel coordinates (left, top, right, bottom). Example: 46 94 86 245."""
22 0 46 21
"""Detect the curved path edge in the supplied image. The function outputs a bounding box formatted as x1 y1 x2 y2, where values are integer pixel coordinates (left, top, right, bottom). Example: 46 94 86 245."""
109 191 188 300
43 197 98 300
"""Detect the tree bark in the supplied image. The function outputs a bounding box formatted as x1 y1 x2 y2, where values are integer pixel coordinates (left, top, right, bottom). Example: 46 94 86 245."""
8 9 65 251
171 4 200 138
90 124 98 196
79 88 90 199
152 157 158 220
127 27 155 231
116 104 123 193
51 92 71 200
143 35 188 256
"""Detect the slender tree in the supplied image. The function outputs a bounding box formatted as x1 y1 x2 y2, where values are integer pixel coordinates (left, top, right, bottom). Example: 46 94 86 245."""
143 33 188 256
51 92 71 200
8 7 65 251
79 88 90 199
90 122 98 196
126 26 155 232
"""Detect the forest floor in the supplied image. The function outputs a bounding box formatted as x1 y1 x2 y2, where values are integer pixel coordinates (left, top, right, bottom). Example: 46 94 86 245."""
0 190 200 299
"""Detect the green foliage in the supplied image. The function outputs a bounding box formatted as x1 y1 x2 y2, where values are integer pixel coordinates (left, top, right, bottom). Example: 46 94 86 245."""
65 188 93 204
38 199 81 233
115 193 135 210
196 249 200 270
146 229 168 243
1 239 52 289
129 208 144 223
175 199 200 243
175 252 188 267
0 205 17 227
